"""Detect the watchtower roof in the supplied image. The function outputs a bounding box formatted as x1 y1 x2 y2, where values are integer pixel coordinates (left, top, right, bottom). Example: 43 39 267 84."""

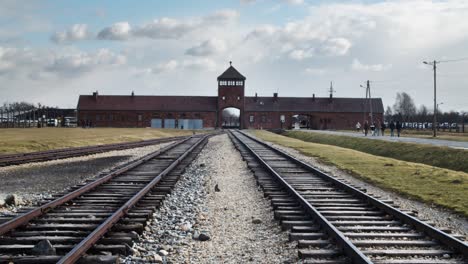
217 63 246 81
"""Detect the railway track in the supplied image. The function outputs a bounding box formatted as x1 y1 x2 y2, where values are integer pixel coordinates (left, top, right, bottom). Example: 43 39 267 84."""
0 134 210 263
0 135 191 167
229 130 468 264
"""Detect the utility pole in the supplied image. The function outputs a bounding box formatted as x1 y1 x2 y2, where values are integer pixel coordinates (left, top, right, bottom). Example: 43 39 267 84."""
366 80 374 125
423 60 438 137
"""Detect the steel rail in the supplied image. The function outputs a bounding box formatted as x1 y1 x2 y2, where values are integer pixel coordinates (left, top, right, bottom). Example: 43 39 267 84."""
229 130 373 264
57 134 209 264
0 135 190 166
237 130 468 258
0 137 192 236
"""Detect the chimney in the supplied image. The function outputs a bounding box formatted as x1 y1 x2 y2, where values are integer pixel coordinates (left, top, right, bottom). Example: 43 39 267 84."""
92 91 98 100
312 94 315 101
131 91 135 97
254 92 258 102
329 81 334 103
273 92 278 102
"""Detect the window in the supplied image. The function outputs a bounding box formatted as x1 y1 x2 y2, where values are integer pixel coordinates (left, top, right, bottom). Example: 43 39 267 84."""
261 115 266 123
236 81 243 86
138 114 142 122
280 115 285 123
222 96 226 101
237 96 240 101
109 114 113 121
195 113 201 118
96 115 100 121
249 115 254 123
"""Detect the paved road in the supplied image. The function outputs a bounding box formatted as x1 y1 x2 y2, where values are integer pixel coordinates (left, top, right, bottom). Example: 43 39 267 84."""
294 129 468 150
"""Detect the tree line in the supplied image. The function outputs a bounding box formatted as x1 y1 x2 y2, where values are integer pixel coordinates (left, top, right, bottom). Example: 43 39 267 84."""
384 92 467 127
0 102 62 128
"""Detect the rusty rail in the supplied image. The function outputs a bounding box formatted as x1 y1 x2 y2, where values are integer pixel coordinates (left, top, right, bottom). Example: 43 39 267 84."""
0 137 191 236
57 134 208 263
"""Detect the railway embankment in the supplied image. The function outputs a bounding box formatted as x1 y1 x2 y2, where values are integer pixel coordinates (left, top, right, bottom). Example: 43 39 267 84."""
252 130 468 222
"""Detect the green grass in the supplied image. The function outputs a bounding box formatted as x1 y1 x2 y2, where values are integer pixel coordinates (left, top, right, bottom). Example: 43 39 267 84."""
0 128 204 154
252 130 468 217
282 130 468 173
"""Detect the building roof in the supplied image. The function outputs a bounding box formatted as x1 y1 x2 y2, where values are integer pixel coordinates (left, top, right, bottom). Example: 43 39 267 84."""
244 97 384 113
78 94 384 114
77 95 218 112
217 65 246 80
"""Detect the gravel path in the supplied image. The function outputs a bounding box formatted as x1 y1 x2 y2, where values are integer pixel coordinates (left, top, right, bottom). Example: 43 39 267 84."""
296 129 468 150
127 134 297 263
248 132 468 237
0 142 171 211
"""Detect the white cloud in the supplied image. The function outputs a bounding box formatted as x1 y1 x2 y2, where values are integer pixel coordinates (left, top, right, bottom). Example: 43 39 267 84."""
0 46 42 77
351 59 392 72
151 60 178 74
305 67 327 75
45 49 126 76
289 48 314 60
133 18 194 39
284 0 303 5
182 58 217 71
185 38 227 57
101 10 239 41
51 24 91 44
320 38 352 56
97 22 131 40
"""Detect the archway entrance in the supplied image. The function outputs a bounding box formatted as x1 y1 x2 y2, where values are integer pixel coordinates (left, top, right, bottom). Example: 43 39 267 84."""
221 107 240 128
292 114 313 129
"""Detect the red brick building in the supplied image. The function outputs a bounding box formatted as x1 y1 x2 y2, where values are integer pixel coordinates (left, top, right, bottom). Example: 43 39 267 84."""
77 63 384 129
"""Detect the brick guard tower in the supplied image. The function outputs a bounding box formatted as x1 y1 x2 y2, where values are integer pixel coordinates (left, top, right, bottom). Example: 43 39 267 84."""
217 62 246 129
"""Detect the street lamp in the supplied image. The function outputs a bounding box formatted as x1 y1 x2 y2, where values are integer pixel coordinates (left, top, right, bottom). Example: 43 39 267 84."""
423 60 438 137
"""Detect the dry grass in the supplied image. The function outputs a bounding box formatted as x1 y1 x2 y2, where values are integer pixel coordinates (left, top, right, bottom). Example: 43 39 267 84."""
0 128 203 154
284 131 468 173
252 130 468 217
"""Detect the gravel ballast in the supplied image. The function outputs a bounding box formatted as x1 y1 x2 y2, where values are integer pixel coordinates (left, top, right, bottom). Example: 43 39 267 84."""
0 142 171 212
248 132 468 237
126 134 297 263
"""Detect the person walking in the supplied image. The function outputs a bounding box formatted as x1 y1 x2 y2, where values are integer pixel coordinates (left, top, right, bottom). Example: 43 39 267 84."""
375 119 380 136
381 122 386 136
396 121 402 137
389 121 395 137
356 122 361 132
370 122 376 136
364 121 369 136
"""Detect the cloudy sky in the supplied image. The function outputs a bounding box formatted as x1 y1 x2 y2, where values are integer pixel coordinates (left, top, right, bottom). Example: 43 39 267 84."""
1 0 467 111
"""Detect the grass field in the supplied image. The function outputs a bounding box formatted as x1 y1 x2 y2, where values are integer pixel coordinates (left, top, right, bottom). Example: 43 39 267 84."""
0 128 203 154
282 130 468 173
252 130 468 217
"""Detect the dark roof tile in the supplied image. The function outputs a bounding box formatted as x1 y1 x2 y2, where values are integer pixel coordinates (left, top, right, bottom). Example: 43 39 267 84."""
217 65 246 80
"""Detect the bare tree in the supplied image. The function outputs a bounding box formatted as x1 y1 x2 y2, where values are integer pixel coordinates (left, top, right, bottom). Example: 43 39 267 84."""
384 106 393 122
393 92 416 122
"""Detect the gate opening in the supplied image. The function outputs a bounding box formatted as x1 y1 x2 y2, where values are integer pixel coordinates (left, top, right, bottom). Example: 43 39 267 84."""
222 107 240 128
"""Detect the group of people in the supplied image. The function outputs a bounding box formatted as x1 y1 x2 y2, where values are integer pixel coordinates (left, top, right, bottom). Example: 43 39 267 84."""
356 120 402 137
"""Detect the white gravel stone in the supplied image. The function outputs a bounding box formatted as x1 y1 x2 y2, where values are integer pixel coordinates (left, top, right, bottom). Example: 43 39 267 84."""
124 134 297 264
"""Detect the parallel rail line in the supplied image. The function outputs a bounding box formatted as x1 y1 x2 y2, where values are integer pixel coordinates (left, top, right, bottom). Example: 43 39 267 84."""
0 134 211 263
0 135 190 167
229 130 467 264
